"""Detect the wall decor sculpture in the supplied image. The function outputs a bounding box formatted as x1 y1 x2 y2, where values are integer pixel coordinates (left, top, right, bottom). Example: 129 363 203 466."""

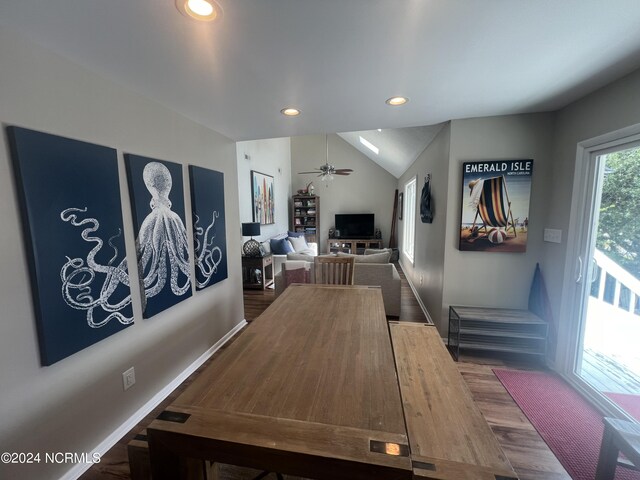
125 154 192 317
251 170 274 225
459 159 533 253
7 126 133 365
189 166 228 290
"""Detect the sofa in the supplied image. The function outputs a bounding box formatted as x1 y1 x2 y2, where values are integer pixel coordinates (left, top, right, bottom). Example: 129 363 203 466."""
260 233 318 275
274 256 401 317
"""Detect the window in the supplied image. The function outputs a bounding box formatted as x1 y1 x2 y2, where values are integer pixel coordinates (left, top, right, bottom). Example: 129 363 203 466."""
403 177 416 262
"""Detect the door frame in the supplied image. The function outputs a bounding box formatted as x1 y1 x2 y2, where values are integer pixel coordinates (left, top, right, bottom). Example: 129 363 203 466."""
557 123 640 418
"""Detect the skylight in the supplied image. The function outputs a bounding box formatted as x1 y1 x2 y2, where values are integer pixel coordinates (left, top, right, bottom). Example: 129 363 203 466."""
359 136 379 155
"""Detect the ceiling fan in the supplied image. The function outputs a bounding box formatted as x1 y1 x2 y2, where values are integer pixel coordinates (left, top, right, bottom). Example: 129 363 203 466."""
298 134 353 181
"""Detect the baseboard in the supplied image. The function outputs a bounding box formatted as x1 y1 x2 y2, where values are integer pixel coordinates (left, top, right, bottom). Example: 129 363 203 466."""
400 263 434 325
60 319 248 480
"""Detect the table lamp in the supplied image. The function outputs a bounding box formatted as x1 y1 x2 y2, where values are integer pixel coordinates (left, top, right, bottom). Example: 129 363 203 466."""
242 222 262 257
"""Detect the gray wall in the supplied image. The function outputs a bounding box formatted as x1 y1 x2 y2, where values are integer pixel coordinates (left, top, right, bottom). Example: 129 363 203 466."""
291 134 397 253
398 114 556 335
397 124 451 326
440 114 556 334
236 137 292 241
0 30 244 479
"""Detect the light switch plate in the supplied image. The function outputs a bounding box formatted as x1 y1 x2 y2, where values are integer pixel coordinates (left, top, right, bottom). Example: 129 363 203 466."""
543 228 562 243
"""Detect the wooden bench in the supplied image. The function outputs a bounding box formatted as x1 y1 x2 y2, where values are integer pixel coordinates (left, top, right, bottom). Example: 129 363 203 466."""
128 428 215 480
389 322 518 480
595 417 640 480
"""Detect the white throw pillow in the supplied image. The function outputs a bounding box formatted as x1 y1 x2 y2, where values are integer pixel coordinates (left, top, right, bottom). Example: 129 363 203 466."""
288 235 309 252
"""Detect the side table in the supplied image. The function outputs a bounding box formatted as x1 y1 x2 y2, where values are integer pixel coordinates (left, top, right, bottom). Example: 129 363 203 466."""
241 254 274 290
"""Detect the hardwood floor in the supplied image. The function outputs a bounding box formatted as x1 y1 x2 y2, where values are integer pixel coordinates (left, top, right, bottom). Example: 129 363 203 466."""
81 263 569 480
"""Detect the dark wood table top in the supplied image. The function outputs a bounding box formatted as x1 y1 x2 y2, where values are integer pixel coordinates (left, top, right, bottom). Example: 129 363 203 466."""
147 284 411 480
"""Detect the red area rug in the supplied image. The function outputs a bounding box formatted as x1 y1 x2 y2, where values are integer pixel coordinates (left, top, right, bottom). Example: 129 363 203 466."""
493 369 640 480
605 392 640 422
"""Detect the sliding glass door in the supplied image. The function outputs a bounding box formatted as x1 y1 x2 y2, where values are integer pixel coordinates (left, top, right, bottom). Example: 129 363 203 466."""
568 139 640 421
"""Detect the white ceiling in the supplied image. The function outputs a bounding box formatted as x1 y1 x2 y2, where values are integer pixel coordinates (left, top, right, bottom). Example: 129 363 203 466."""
338 125 444 178
2 1 640 144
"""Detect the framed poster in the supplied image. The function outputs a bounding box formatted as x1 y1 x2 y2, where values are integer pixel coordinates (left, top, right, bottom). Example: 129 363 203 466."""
251 170 274 225
125 154 192 317
7 126 133 365
459 159 533 253
189 165 228 290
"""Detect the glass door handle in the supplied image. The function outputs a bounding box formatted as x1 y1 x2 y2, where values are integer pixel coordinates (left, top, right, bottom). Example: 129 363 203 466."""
576 256 583 283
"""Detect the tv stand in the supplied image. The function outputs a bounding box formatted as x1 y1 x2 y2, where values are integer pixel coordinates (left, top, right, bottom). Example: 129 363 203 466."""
327 238 383 255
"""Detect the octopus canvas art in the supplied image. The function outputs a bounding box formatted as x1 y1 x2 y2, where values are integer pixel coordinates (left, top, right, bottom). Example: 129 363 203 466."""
7 126 133 365
189 166 228 289
125 154 192 317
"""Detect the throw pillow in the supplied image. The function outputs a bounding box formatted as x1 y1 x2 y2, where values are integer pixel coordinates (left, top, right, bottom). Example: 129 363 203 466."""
337 251 390 263
288 235 308 252
270 237 294 255
356 251 391 263
288 231 306 238
287 252 315 262
364 248 392 255
283 267 311 287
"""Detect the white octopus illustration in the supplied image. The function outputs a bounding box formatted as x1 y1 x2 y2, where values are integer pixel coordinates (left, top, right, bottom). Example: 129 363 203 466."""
135 162 191 311
61 161 193 324
60 208 133 328
193 210 223 288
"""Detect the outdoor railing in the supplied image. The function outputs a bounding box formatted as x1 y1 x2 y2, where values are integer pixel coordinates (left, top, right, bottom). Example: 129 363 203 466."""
591 249 640 316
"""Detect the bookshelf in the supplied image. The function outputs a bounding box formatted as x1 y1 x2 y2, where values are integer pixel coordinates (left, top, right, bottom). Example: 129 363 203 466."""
292 195 319 244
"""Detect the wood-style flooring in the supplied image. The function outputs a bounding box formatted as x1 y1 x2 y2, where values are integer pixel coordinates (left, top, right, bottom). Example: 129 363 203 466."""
81 263 569 480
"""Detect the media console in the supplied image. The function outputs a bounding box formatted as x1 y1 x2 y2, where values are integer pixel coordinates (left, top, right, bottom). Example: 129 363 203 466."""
327 238 383 254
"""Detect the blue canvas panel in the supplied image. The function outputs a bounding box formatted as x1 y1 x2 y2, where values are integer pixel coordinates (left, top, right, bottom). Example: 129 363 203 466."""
7 126 133 366
124 154 192 318
188 166 228 290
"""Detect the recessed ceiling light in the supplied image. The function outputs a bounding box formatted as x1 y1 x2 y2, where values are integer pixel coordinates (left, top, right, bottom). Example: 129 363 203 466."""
281 108 301 117
359 136 379 155
385 96 409 106
377 128 382 132
175 0 222 22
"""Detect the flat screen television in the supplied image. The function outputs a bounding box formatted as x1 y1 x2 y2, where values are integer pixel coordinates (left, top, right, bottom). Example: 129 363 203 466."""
335 213 374 239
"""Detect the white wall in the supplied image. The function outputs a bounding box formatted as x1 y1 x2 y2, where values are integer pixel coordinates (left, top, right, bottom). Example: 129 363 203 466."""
397 124 450 326
438 114 556 335
291 134 397 253
236 137 292 241
0 29 243 479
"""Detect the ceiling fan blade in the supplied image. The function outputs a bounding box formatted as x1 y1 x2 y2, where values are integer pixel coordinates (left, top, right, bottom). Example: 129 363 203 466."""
334 169 353 173
298 171 322 174
334 171 351 175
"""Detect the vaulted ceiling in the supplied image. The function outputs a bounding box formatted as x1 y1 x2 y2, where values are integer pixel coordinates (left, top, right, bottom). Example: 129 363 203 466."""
2 0 640 147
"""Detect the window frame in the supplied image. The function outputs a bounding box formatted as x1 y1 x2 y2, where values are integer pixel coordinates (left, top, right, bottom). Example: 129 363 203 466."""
402 176 417 263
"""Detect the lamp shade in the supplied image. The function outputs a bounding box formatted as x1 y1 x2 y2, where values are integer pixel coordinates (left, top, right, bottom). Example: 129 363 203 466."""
242 222 260 237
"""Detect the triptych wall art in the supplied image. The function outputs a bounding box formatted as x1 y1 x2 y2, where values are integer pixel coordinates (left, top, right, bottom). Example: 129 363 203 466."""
8 127 133 365
189 166 228 290
125 154 192 318
7 126 228 365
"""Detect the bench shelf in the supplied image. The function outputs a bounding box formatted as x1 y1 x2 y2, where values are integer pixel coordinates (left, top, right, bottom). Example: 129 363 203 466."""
449 305 548 361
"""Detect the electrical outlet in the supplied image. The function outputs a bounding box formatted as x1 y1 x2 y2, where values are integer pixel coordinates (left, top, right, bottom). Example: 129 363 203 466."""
122 367 135 391
419 274 424 285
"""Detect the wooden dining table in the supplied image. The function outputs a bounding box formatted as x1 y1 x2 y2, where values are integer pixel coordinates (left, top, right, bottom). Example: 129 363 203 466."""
146 284 413 480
